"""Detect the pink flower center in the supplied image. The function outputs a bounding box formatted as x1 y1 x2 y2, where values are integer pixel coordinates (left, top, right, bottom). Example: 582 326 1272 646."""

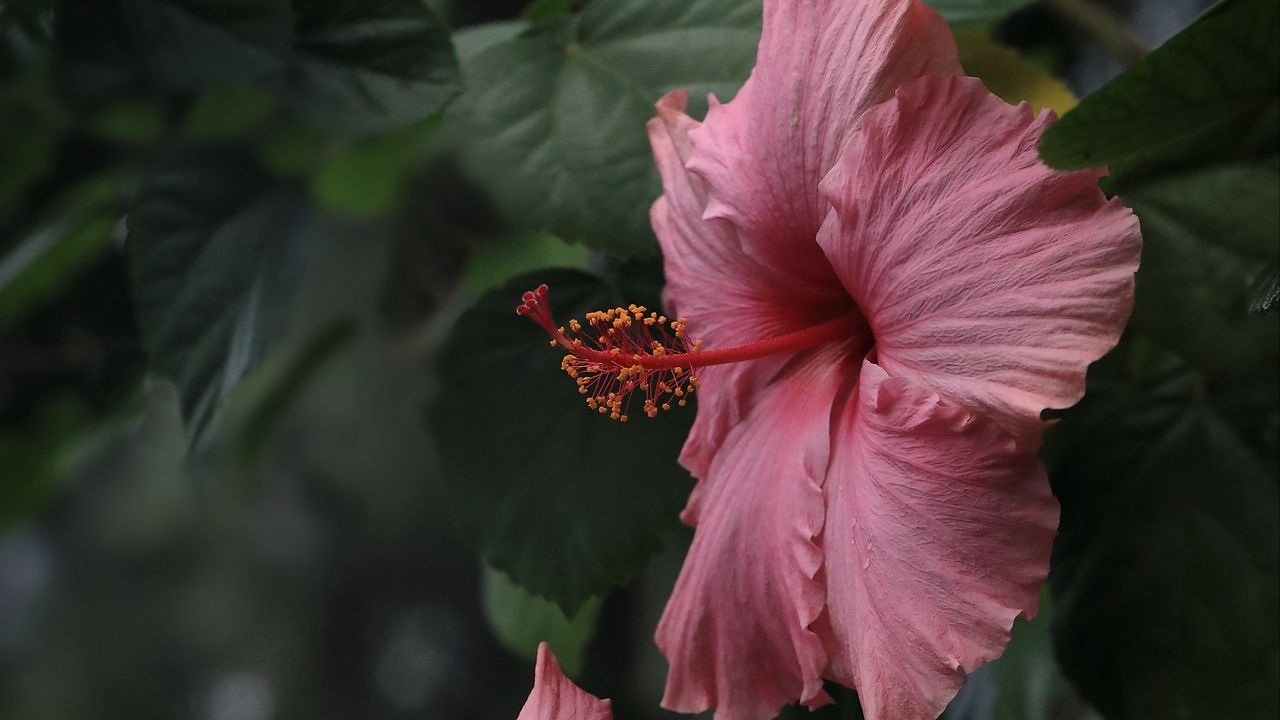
517 283 861 421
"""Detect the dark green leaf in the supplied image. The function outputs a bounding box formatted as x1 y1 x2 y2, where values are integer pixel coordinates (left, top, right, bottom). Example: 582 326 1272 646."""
453 0 760 255
181 82 278 141
232 319 357 467
1248 259 1279 314
1040 0 1280 170
482 565 601 676
924 0 1033 26
288 0 459 133
1048 367 1280 720
310 115 443 215
128 155 315 447
55 0 294 99
56 0 458 132
1120 159 1279 376
0 79 59 222
0 176 122 332
431 268 693 614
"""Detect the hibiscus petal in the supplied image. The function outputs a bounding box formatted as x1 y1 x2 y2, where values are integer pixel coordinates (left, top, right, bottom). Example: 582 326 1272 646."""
816 361 1058 720
648 90 849 500
687 0 958 285
517 642 612 720
816 74 1141 438
656 347 858 720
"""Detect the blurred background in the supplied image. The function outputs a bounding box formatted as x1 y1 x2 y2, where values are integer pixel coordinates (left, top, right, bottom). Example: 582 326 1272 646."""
1 1 1274 719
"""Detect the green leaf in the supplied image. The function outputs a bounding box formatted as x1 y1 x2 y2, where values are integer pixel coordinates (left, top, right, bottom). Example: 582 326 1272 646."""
463 231 590 295
55 0 294 97
181 82 278 141
0 79 59 222
0 176 122 332
0 398 89 530
453 0 760 255
287 0 460 133
127 155 315 448
88 97 166 143
431 268 693 614
230 320 358 468
925 0 1033 26
1120 160 1279 376
1048 367 1279 720
482 565 601 676
452 19 531 64
954 28 1077 115
1039 0 1280 170
1248 259 1280 314
56 0 458 132
310 115 443 215
523 0 575 22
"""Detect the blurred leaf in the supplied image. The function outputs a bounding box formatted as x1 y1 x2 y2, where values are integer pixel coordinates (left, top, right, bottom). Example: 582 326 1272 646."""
0 79 59 222
257 120 329 177
88 97 166 143
0 176 122 331
431 268 693 614
287 0 459 133
523 0 575 22
127 155 314 448
464 231 589 295
1248 259 1279 314
310 115 443 215
482 565 601 676
1040 0 1279 170
955 28 1076 115
452 19 530 63
181 82 277 141
1049 368 1279 720
1119 159 1279 376
231 319 357 467
56 0 458 132
55 0 294 98
453 0 760 255
926 0 1033 25
0 397 88 529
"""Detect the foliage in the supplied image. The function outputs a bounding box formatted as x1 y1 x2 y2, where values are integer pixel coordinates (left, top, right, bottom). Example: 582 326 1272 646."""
432 268 693 614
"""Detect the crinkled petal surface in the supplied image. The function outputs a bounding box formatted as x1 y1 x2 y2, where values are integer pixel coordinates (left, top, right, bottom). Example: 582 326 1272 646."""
816 362 1058 720
687 0 958 284
517 643 612 720
817 75 1142 438
656 347 859 720
648 90 840 491
648 0 955 505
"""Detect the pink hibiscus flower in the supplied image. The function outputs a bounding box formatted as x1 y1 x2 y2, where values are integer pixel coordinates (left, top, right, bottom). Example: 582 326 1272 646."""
517 0 1140 718
517 643 612 720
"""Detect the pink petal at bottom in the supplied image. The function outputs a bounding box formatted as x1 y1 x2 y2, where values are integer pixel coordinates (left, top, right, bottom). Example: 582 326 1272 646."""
516 643 612 720
816 362 1058 720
